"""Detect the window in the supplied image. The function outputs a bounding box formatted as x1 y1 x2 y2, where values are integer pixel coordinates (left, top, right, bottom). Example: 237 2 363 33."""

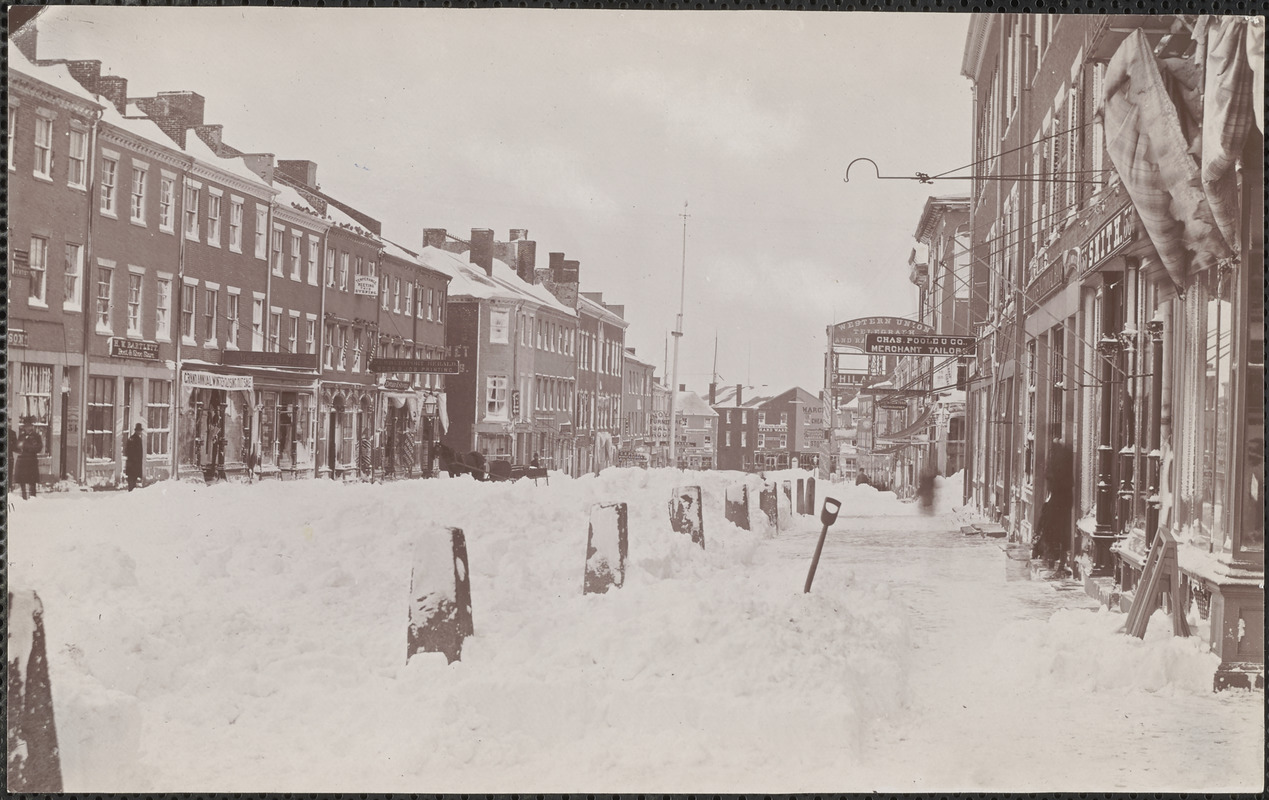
86 376 115 461
183 183 199 239
305 317 316 354
33 116 52 179
206 192 222 245
203 287 218 344
780 412 788 425
147 380 172 457
324 322 335 368
779 434 787 449
337 326 348 370
6 106 15 171
758 412 766 424
254 206 268 258
725 430 732 447
180 282 196 342
486 376 509 420
758 433 766 448
307 237 319 285
325 248 335 287
339 253 349 291
18 365 53 455
229 198 243 252
100 157 119 214
226 292 240 348
68 128 87 188
381 276 390 310
352 330 362 371
63 243 83 311
130 166 147 223
27 236 48 306
404 283 413 317
252 298 265 350
490 309 510 343
270 227 284 275
269 310 282 352
290 232 302 280
288 314 299 355
156 276 172 340
741 431 747 447
393 277 401 312
158 175 175 232
426 289 435 321
95 264 113 331
127 271 144 336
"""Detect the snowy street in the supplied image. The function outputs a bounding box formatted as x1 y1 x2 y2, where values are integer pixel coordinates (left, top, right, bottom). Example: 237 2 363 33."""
7 471 1264 793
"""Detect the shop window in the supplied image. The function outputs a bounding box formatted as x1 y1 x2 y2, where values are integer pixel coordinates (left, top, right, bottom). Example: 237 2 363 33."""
147 380 171 456
87 376 116 462
18 364 53 455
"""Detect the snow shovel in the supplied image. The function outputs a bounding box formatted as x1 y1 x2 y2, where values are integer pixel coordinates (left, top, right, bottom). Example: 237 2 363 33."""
803 497 842 593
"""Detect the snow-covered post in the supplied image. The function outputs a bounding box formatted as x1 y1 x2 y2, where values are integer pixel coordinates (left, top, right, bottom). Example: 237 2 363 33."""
807 477 817 516
407 527 473 664
6 590 63 793
796 478 806 514
669 486 705 548
584 502 629 594
724 484 750 530
759 482 779 531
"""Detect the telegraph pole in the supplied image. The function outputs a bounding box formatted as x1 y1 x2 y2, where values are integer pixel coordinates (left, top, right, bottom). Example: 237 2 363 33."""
668 201 689 469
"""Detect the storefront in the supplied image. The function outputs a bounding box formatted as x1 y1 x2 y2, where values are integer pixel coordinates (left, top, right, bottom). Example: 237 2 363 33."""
178 368 254 482
319 381 376 480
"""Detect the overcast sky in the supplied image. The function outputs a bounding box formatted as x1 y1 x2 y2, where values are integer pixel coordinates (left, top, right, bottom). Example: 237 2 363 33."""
34 8 972 396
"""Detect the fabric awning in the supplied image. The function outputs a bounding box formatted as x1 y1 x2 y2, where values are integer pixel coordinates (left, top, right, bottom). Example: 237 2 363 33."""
877 406 934 442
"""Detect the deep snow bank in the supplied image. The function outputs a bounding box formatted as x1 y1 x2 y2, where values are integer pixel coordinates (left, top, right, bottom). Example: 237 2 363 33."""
8 468 910 792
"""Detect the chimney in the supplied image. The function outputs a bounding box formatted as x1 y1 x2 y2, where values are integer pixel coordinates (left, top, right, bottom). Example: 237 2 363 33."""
515 239 537 284
276 159 319 189
96 76 128 114
11 9 40 61
561 259 580 284
240 153 276 185
422 228 448 249
65 60 102 92
470 228 495 276
736 384 743 406
548 252 565 280
709 383 717 405
195 124 225 153
509 228 529 241
133 91 206 148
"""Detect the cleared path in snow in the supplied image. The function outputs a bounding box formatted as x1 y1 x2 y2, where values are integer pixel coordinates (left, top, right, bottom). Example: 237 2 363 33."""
768 505 1264 793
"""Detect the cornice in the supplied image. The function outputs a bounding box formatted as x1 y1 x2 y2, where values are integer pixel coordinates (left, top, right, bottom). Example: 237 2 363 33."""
9 71 101 116
189 159 276 200
99 124 191 170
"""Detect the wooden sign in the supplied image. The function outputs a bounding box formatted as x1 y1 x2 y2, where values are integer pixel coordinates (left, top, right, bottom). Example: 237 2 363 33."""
669 486 705 548
407 527 473 664
584 502 628 594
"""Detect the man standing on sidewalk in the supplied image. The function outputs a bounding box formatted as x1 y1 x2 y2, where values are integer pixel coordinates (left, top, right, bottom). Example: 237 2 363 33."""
1034 427 1075 576
125 423 145 492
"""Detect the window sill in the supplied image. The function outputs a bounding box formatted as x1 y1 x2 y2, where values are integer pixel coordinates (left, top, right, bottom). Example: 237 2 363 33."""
62 305 82 313
185 232 200 242
125 331 145 340
32 172 53 184
229 246 243 255
159 226 175 236
96 326 114 336
100 210 118 220
130 218 148 229
206 240 222 249
203 342 220 350
27 299 49 310
181 337 198 347
68 183 87 193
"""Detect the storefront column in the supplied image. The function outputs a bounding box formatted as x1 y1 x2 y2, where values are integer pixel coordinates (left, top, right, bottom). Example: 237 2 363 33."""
1144 318 1164 547
1093 331 1123 574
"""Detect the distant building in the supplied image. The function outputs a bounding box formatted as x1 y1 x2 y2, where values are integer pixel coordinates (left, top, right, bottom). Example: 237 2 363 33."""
576 291 628 473
621 348 656 467
755 387 824 471
673 389 717 470
711 383 764 472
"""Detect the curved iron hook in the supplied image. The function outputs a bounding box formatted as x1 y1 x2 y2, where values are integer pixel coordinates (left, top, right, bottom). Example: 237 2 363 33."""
843 157 882 184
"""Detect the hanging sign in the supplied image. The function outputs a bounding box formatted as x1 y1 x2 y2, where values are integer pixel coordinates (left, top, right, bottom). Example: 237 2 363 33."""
830 316 936 349
368 358 461 374
863 333 977 355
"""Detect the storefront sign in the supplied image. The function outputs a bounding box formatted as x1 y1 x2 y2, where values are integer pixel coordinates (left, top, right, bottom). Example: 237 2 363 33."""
354 275 379 297
858 387 926 398
830 316 936 350
9 329 28 348
110 338 161 361
368 358 461 374
182 370 254 391
222 350 318 370
832 371 867 387
383 379 412 391
511 390 521 417
1080 205 1137 276
1025 250 1072 310
863 333 977 356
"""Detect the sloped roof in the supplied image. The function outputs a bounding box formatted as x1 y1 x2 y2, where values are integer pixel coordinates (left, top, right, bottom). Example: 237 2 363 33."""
676 391 718 418
7 42 102 106
415 246 575 316
578 293 629 328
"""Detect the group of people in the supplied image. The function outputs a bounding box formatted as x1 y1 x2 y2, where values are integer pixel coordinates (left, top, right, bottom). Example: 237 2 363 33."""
8 419 147 497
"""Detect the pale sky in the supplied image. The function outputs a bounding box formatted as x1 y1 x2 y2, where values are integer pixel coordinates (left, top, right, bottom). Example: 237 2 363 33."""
33 7 973 396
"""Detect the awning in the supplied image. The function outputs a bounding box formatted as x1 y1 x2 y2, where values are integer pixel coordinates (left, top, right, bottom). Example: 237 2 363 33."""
877 406 934 442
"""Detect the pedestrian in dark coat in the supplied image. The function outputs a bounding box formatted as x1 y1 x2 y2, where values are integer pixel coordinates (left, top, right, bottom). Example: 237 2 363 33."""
125 423 145 491
14 418 43 499
1034 431 1075 572
917 466 938 515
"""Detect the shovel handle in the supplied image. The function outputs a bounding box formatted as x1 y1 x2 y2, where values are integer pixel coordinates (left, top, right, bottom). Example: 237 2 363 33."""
820 497 841 526
805 497 842 593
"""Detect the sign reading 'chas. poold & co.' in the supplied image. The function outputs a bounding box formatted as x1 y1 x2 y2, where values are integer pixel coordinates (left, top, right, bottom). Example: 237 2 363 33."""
110 337 161 361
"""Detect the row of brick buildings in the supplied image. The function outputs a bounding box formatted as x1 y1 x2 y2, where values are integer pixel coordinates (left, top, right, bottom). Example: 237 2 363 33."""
7 26 673 484
953 14 1261 688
